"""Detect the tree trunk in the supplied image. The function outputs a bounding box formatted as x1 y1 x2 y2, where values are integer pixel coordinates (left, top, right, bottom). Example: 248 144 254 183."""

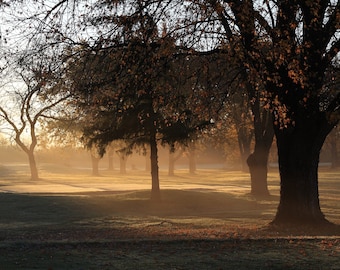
91 154 100 176
247 145 271 197
28 151 39 180
187 142 196 175
119 155 127 174
15 138 39 180
108 149 114 171
115 151 128 174
230 87 253 172
150 131 160 201
248 106 274 197
168 148 184 176
238 127 252 172
272 116 332 225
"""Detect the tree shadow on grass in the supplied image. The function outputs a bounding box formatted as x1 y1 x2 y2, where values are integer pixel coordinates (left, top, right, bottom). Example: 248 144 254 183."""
1 190 339 242
0 189 276 225
0 193 91 225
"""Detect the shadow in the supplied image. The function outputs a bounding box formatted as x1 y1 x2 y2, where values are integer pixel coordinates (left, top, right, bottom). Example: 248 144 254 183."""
0 193 92 225
59 189 278 220
0 189 276 225
1 189 339 242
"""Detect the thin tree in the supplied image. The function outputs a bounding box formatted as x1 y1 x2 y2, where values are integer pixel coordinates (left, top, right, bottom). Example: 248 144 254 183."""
0 67 70 180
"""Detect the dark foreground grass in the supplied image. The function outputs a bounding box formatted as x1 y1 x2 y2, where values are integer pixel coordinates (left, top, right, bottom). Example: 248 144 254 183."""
0 168 339 269
1 238 339 270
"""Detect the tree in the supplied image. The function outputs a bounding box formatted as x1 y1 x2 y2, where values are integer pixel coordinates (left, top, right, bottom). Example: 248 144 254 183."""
64 11 212 200
0 63 70 180
230 92 253 172
8 0 339 224
198 49 271 194
110 141 130 174
179 30 273 194
246 88 274 197
89 146 101 176
12 4 211 197
168 144 184 176
204 0 340 224
67 42 163 200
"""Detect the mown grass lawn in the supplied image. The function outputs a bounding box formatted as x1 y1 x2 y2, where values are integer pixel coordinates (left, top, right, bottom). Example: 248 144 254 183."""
0 164 339 269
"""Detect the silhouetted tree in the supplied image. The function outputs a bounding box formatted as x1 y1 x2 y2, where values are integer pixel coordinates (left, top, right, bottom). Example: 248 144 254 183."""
7 0 339 224
64 10 212 200
204 0 340 224
0 59 70 180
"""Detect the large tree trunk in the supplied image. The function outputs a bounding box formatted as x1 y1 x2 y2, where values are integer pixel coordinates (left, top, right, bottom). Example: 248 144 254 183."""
150 131 160 201
28 151 39 180
247 142 272 197
248 102 274 197
272 115 332 225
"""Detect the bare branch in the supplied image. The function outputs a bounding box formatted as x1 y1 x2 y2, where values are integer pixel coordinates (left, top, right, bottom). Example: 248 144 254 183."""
43 0 68 20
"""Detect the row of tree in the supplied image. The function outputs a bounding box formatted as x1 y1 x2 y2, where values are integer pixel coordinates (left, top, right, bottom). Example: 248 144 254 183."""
0 0 339 225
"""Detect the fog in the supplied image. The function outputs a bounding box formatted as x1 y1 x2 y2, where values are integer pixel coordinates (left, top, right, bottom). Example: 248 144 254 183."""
0 136 337 189
0 142 226 174
0 139 340 243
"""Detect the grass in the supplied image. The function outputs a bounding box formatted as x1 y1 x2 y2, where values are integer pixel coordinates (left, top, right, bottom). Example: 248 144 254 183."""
0 163 339 269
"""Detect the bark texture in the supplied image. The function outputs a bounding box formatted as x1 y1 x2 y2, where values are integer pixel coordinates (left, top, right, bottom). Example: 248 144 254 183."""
272 114 332 225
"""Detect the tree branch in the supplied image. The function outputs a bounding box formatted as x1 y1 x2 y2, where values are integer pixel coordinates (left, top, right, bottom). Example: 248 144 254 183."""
43 0 68 20
33 94 72 123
